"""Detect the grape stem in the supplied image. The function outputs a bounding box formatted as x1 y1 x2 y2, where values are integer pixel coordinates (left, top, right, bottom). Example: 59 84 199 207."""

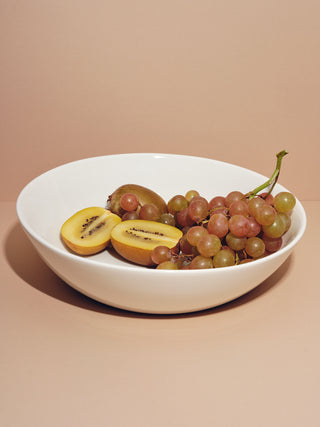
246 150 288 200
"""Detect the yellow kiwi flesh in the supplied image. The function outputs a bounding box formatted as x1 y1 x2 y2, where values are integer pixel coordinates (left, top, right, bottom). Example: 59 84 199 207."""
111 219 183 266
61 207 121 255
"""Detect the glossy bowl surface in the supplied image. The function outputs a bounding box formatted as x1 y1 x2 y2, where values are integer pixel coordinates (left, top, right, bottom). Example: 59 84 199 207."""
16 153 306 314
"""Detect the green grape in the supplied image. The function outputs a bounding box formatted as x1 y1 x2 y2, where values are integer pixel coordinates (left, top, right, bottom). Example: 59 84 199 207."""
185 190 200 202
247 197 266 217
226 232 247 251
197 234 221 257
159 213 176 226
213 249 235 268
156 261 178 270
274 192 296 213
167 195 188 214
262 213 286 238
245 237 265 258
277 212 291 232
190 255 213 269
254 204 277 226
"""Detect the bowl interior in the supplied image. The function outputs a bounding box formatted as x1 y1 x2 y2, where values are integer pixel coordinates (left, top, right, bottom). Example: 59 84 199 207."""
17 153 306 270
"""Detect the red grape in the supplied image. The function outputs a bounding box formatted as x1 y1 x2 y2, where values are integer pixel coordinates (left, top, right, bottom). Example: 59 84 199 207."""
207 213 229 238
120 193 139 211
139 204 160 221
186 226 208 246
228 215 250 237
151 246 172 264
229 200 249 217
188 197 209 223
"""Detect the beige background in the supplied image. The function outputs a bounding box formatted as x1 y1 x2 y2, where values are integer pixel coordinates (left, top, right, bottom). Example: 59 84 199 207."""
1 0 319 202
1 2 320 427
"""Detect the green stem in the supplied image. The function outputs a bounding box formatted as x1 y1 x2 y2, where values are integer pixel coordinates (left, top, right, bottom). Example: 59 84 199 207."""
246 150 288 200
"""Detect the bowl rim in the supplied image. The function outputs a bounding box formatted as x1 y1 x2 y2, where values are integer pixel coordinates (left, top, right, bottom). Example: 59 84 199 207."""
16 152 307 274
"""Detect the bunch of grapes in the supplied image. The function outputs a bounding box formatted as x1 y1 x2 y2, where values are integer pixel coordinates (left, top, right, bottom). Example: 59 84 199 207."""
151 188 295 269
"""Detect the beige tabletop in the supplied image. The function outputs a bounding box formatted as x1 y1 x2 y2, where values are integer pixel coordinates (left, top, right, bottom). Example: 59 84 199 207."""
1 201 319 426
2 1 320 425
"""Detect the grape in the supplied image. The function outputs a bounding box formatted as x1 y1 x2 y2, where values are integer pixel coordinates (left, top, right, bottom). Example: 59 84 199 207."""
185 190 200 202
210 206 228 216
190 256 213 269
167 195 188 214
186 226 208 246
213 249 235 268
207 213 229 238
225 191 244 207
262 235 282 252
188 197 209 223
181 226 191 235
246 216 261 237
254 204 277 226
226 232 247 251
122 211 139 221
262 213 286 238
274 192 296 213
120 193 139 211
229 200 249 217
228 215 250 237
159 213 176 226
208 196 226 211
197 234 221 257
139 203 160 221
245 237 265 258
151 246 172 264
179 234 196 255
247 197 266 217
176 208 194 227
260 192 274 205
221 245 235 257
278 212 291 232
239 258 253 264
156 261 178 270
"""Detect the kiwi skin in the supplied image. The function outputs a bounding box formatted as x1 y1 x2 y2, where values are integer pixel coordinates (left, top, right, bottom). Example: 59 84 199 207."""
107 184 168 216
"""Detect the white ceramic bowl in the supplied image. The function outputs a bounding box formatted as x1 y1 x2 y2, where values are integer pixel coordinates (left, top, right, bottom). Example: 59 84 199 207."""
16 153 306 314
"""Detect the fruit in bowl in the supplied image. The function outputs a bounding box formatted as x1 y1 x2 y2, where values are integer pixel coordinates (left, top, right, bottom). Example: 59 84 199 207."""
16 152 306 314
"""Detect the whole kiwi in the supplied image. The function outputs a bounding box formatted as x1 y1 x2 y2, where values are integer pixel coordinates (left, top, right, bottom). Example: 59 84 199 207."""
107 184 168 216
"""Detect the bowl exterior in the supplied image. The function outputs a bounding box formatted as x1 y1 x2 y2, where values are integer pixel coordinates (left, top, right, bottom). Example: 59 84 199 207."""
24 227 292 314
